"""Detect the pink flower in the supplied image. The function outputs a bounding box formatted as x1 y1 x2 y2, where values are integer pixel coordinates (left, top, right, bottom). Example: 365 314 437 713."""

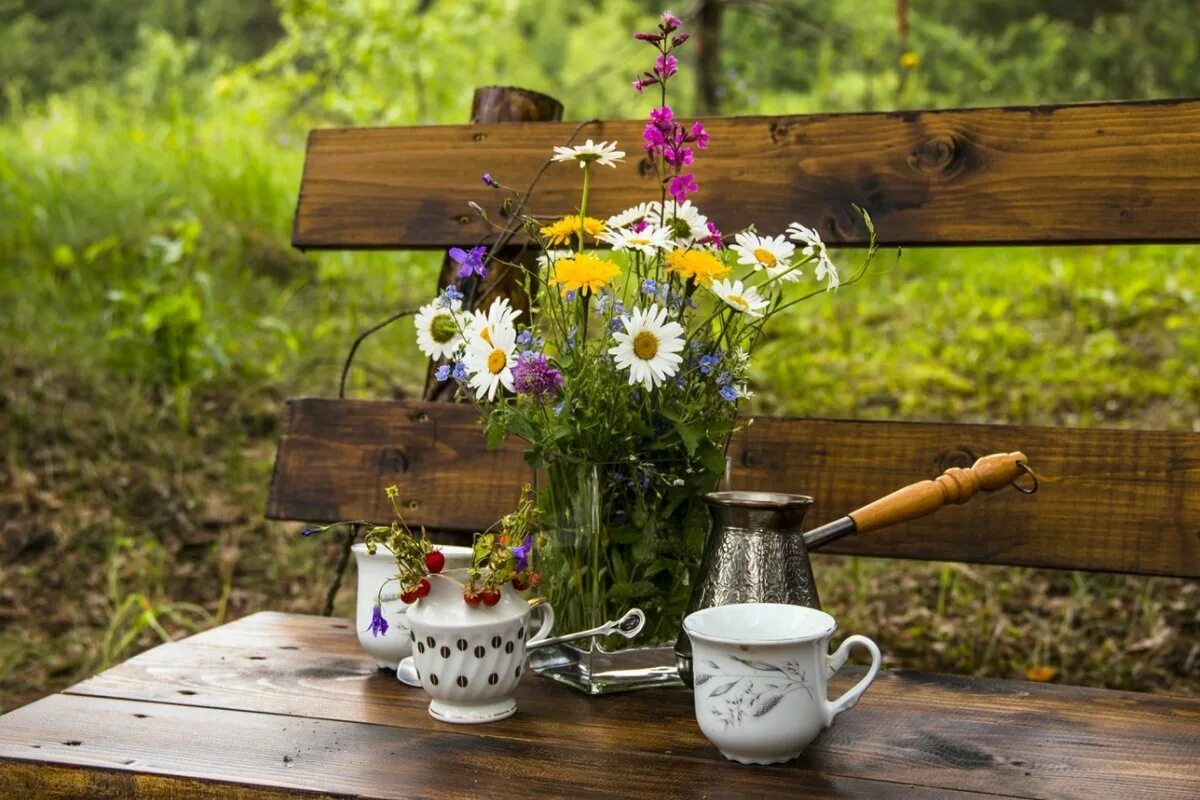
634 32 664 42
643 122 666 149
668 173 698 203
631 220 649 233
655 54 678 79
690 121 710 148
672 33 690 47
661 12 682 31
664 146 694 168
650 105 675 128
700 221 723 248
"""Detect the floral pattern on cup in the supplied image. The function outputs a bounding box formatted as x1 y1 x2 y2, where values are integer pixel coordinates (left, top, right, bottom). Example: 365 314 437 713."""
694 655 814 728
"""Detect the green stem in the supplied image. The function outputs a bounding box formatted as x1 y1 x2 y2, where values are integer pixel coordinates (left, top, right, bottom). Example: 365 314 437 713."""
578 165 592 254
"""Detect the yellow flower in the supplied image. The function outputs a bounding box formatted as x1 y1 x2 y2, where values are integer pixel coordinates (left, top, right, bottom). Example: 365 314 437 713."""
899 51 920 70
664 248 731 285
540 215 606 246
549 252 620 296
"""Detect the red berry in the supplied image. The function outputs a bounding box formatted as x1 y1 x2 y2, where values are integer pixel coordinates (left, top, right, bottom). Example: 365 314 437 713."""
481 589 501 607
416 578 431 598
511 576 529 591
463 591 481 607
400 589 418 604
424 551 445 574
529 571 542 587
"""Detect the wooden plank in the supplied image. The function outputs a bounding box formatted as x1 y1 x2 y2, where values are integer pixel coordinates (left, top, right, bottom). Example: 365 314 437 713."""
0 694 985 800
266 398 1200 577
293 99 1200 249
57 612 1200 800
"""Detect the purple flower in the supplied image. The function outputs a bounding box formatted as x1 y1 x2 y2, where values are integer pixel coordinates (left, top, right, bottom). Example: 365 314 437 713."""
661 11 682 30
641 278 659 296
690 121 710 148
716 371 732 386
451 361 468 382
300 526 322 537
510 534 533 572
437 285 463 307
449 245 487 279
434 363 452 382
608 317 624 333
631 219 649 233
565 290 577 303
512 352 564 400
698 354 718 375
482 172 499 188
668 173 698 203
369 603 388 638
655 55 678 79
516 329 534 347
719 385 740 402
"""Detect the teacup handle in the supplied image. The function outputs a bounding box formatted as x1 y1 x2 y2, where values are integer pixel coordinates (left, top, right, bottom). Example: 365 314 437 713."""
526 599 555 644
822 634 882 726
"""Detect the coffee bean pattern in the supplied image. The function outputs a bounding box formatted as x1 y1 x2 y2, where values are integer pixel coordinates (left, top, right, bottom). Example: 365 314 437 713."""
440 645 450 658
457 639 468 651
474 645 485 658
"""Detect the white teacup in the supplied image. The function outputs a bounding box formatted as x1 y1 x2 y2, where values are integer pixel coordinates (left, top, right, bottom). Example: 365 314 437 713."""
353 543 473 669
405 570 554 724
683 603 881 765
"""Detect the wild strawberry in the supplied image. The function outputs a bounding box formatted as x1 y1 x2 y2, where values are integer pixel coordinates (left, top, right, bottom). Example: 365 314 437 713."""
463 590 481 607
400 589 418 604
511 575 529 591
481 588 502 607
528 571 542 587
424 550 445 574
416 578 431 598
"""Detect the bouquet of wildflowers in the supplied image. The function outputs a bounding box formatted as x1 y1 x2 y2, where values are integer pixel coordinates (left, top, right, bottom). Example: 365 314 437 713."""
412 12 876 643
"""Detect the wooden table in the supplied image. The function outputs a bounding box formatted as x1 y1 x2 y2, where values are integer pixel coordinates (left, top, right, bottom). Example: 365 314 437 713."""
1 612 1196 799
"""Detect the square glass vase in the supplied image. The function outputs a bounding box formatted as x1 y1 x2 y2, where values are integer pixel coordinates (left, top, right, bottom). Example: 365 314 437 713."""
529 458 715 694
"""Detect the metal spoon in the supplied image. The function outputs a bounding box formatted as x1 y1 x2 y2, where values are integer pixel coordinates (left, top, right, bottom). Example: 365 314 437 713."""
396 608 646 687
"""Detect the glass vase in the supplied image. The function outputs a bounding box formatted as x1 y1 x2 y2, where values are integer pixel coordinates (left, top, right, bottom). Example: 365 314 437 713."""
529 458 718 694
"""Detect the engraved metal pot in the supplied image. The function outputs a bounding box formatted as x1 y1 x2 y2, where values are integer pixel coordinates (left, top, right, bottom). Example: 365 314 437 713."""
674 491 817 686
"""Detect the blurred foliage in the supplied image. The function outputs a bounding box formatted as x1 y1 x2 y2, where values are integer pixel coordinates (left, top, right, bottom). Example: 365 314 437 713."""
0 0 1197 712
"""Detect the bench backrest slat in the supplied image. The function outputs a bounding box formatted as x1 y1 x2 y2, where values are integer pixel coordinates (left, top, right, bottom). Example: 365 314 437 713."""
294 99 1200 250
268 399 1200 579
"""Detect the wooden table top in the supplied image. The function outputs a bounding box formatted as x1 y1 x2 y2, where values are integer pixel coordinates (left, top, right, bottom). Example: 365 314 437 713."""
1 612 1197 799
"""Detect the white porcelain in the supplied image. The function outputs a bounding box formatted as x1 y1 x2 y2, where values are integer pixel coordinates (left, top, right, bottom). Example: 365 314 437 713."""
352 543 473 669
405 569 554 724
683 603 881 765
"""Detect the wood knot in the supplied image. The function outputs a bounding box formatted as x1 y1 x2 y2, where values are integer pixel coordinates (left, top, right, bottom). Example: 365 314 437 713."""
378 449 410 474
768 121 795 146
740 450 758 468
909 134 964 178
934 448 976 472
457 215 471 225
473 132 487 142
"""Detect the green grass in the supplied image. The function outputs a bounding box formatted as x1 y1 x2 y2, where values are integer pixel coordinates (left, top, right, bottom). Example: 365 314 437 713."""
1 79 1197 714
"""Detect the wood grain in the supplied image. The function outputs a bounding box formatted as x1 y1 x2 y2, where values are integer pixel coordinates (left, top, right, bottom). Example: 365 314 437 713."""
292 99 1200 249
42 611 1200 800
0 695 985 800
266 398 1200 577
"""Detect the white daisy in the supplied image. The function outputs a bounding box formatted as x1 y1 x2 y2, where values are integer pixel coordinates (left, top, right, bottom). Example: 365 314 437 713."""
463 323 518 401
647 200 710 244
608 303 686 390
597 225 672 256
414 298 464 360
551 139 625 169
465 296 521 347
536 248 573 272
606 202 655 230
731 232 799 282
710 279 770 318
787 223 839 289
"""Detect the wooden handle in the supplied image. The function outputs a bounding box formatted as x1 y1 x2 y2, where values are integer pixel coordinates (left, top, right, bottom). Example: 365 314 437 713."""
848 452 1028 534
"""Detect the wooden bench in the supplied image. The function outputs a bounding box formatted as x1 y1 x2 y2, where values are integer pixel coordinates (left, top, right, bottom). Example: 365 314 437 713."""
2 90 1197 798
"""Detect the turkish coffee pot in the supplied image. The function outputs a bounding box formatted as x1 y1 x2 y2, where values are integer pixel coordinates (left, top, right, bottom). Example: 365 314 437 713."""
674 452 1037 686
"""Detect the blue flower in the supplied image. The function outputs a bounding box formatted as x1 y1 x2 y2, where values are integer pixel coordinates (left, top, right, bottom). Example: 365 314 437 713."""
631 389 641 403
565 290 577 302
719 385 740 402
613 299 627 316
300 526 323 537
482 172 499 188
698 355 719 375
449 245 488 279
434 363 452 381
641 278 658 296
675 376 688 390
716 371 732 386
516 329 534 347
553 401 565 416
451 361 469 382
594 290 611 314
510 534 533 572
369 603 389 638
437 285 463 307
608 317 624 333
